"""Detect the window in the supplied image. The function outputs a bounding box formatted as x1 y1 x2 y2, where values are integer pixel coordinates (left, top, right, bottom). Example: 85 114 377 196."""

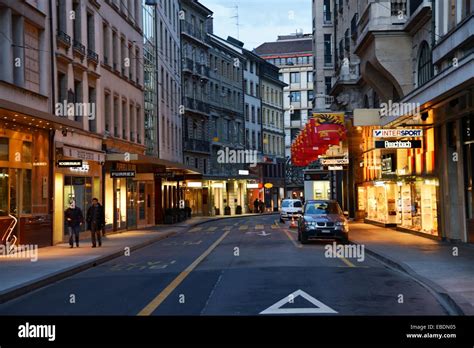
87 12 94 51
418 41 433 86
290 72 300 83
307 72 313 82
307 90 314 103
290 91 301 102
102 23 109 64
251 106 255 123
88 87 97 132
324 34 332 66
0 138 8 161
104 92 111 132
291 109 301 121
325 77 332 95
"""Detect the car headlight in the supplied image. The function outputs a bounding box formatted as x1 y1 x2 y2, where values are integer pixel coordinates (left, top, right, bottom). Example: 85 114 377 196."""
304 221 316 226
336 221 348 227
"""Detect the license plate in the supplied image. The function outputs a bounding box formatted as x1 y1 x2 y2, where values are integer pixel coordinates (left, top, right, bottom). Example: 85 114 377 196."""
321 229 331 233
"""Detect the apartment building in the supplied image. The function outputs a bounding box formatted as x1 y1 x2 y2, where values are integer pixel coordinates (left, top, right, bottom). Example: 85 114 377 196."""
255 33 314 197
260 61 286 211
320 0 473 242
207 34 246 216
156 0 182 163
0 0 76 247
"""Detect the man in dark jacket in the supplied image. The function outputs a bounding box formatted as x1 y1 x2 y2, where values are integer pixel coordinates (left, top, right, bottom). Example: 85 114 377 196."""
86 198 105 248
253 198 259 213
65 200 84 248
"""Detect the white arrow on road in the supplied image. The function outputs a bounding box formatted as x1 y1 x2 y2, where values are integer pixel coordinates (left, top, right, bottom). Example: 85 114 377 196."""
258 231 271 237
260 289 338 314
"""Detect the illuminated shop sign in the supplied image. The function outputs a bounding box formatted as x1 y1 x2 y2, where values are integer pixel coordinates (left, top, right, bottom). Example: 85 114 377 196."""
321 158 349 165
373 129 423 138
110 171 136 178
328 165 344 171
57 160 83 168
375 140 422 149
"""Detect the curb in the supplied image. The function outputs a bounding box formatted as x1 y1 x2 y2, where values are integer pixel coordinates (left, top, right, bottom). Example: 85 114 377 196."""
0 213 276 304
349 239 468 315
0 231 177 304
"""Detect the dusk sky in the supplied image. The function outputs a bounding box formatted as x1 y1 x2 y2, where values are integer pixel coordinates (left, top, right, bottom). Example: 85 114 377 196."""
200 0 312 50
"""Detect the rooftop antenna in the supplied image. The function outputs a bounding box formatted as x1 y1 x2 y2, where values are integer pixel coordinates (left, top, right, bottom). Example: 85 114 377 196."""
230 4 240 40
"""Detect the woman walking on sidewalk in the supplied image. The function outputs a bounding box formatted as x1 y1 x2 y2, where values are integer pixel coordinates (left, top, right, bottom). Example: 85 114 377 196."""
86 198 105 248
65 200 84 248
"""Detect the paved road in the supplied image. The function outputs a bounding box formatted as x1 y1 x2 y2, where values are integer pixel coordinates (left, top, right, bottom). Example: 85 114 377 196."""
0 215 446 315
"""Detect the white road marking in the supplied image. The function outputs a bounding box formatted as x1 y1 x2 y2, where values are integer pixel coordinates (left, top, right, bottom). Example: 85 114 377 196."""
258 231 271 237
260 289 338 315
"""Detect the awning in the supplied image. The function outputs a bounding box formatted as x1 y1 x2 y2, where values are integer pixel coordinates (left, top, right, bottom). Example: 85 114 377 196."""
105 153 201 175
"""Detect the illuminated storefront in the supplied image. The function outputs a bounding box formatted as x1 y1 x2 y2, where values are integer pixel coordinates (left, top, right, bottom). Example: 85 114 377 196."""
53 142 105 242
0 127 52 247
357 126 439 237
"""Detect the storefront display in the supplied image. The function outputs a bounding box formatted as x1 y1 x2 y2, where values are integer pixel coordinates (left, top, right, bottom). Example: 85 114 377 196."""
359 178 439 235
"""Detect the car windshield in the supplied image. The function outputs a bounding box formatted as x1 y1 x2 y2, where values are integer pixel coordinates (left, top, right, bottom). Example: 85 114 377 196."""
305 202 342 215
281 201 291 208
293 201 302 208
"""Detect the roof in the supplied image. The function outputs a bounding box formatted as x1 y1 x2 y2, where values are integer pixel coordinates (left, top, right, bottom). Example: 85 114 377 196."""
254 38 313 56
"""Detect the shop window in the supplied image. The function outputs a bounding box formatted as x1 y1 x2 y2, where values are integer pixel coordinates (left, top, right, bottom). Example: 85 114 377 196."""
22 169 32 214
0 138 8 161
0 168 8 215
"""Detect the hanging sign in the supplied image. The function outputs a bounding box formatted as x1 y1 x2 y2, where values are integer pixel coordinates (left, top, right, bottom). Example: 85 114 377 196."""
375 140 422 149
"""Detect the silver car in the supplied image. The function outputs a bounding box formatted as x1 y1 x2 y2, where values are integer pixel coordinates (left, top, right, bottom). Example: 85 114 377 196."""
297 200 349 244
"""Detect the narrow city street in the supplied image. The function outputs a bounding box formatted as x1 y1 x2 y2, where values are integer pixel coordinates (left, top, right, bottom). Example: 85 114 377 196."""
0 215 446 316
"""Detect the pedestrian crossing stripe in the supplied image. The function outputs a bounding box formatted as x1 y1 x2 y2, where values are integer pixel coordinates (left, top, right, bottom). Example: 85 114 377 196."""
238 225 248 230
270 225 279 229
189 227 202 232
223 226 232 230
255 224 264 230
206 226 217 232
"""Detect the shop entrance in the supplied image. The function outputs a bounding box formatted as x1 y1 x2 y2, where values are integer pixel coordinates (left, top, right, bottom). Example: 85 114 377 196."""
63 176 93 234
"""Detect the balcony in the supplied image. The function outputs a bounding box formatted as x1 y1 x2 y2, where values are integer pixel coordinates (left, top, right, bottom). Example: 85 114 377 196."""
183 58 193 73
336 62 360 83
56 30 71 49
184 138 211 154
354 0 412 97
185 97 210 115
181 21 209 45
87 48 99 65
432 14 473 65
356 0 408 51
314 94 334 110
73 40 85 58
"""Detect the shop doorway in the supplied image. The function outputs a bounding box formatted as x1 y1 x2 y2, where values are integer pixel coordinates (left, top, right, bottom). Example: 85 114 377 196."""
63 176 93 234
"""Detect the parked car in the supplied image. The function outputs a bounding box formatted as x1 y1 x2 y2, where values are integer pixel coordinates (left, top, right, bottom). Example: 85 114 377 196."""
279 199 303 223
297 200 349 244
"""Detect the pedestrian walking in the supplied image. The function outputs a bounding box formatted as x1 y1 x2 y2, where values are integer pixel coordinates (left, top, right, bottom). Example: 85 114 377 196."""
86 198 105 248
253 198 259 213
65 199 84 248
259 199 265 214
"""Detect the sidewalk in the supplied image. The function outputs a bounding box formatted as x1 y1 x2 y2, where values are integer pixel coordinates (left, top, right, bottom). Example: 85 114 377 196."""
349 222 474 315
0 213 271 304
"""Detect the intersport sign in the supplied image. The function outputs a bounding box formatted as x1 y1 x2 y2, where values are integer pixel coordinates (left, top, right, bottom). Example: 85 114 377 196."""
373 129 423 138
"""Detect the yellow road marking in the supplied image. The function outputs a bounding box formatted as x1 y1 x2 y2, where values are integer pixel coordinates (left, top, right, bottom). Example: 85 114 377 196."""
339 257 356 268
283 229 302 248
270 225 280 229
206 226 217 232
189 227 202 232
137 230 231 316
238 225 248 230
255 224 264 230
